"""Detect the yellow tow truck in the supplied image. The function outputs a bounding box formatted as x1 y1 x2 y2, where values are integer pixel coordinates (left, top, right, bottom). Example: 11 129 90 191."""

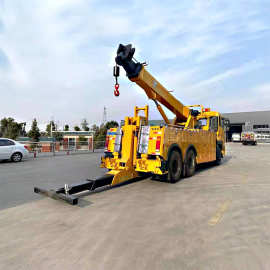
34 44 226 204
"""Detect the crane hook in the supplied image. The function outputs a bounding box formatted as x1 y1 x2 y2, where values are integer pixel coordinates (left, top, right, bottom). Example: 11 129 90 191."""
114 83 120 97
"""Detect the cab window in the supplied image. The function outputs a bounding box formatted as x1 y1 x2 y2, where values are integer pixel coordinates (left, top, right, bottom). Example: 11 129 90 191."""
210 117 218 132
195 118 208 129
198 118 207 126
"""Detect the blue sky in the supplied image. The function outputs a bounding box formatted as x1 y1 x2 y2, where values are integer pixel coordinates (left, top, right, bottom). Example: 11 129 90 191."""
0 0 269 130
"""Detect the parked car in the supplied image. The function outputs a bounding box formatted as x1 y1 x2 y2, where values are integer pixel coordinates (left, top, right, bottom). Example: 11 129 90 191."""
0 138 29 162
232 133 241 142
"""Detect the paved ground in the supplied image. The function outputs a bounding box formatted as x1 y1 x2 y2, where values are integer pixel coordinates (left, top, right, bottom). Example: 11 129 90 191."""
1 143 270 269
0 153 106 210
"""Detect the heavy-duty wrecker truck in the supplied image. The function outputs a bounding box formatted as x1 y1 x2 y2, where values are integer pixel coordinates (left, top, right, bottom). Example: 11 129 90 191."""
34 44 226 205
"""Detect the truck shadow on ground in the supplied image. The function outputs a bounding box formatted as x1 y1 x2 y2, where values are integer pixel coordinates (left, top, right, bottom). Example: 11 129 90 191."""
150 154 232 184
195 154 232 175
61 156 232 207
76 174 150 207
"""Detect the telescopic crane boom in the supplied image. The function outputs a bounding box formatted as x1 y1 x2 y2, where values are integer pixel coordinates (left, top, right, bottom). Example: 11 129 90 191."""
115 44 190 124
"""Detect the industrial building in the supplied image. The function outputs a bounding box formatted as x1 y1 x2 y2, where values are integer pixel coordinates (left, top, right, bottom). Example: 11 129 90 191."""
123 110 270 142
222 110 270 141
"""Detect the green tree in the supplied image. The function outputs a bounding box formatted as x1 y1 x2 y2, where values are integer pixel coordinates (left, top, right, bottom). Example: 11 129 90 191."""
78 135 87 142
94 121 119 142
92 124 100 140
53 132 63 142
64 124 69 131
46 121 56 136
74 125 81 131
105 121 119 130
81 119 89 131
28 118 41 142
0 117 24 139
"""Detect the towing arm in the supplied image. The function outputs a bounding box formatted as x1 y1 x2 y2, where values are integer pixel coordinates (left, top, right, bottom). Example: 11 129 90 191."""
115 44 190 124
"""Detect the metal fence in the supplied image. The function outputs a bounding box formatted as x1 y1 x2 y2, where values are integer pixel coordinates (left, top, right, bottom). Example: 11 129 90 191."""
18 141 106 157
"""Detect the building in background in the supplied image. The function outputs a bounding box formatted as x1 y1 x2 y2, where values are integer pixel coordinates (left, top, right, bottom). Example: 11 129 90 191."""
56 130 94 150
222 110 270 141
17 130 94 152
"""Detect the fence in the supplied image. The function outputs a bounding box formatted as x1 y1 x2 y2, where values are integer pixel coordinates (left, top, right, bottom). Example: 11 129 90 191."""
18 141 106 157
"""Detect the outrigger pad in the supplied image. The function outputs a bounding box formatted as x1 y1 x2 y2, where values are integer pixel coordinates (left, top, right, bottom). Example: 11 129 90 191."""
34 175 114 205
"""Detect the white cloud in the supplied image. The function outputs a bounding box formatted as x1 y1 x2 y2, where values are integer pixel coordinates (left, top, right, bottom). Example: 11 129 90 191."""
0 0 269 129
192 60 264 89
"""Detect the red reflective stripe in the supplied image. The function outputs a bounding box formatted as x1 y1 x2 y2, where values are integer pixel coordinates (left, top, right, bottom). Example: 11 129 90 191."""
156 136 161 151
105 136 109 151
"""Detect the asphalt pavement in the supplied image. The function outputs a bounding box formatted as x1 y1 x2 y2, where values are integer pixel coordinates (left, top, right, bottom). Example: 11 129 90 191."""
0 153 105 210
1 143 270 269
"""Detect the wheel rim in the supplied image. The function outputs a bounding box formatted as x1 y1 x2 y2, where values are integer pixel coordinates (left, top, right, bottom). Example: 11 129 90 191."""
13 154 21 161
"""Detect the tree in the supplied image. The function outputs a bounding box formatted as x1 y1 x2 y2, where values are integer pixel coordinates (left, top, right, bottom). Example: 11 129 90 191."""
64 124 69 131
91 124 99 139
0 117 24 139
53 132 63 142
93 121 119 142
46 121 56 136
74 125 81 131
78 135 87 142
105 121 119 130
81 119 89 131
28 118 41 142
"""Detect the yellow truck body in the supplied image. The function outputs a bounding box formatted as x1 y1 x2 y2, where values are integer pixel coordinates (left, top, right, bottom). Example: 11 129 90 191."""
136 126 216 175
101 104 226 182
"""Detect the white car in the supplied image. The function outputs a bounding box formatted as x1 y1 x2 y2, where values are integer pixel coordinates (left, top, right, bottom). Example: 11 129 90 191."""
0 138 29 162
232 133 241 142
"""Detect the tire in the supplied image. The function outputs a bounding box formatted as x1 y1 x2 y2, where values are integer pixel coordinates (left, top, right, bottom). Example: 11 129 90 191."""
11 152 22 162
184 149 196 177
168 149 182 183
215 145 222 165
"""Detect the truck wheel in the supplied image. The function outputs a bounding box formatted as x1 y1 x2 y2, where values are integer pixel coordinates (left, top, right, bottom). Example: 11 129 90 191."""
215 145 222 165
168 150 182 183
184 150 196 177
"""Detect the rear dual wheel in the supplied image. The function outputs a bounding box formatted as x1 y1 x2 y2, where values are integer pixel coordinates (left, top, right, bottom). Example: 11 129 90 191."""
184 150 196 177
168 149 196 183
168 150 182 183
